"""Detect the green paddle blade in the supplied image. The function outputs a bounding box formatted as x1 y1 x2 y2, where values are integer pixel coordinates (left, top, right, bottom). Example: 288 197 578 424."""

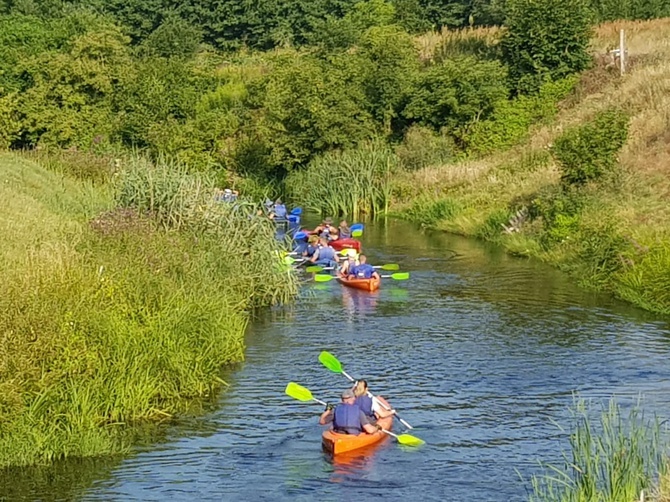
305 266 323 273
314 274 335 282
383 272 409 280
285 382 314 402
318 351 343 373
396 433 425 447
379 264 399 271
351 229 363 237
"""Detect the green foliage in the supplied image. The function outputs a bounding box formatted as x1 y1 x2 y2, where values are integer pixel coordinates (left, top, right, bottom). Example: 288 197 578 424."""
573 218 632 290
140 15 203 59
590 0 670 21
530 398 667 502
551 109 629 186
617 241 670 315
402 196 462 225
502 0 593 93
356 25 419 131
403 56 509 143
476 208 511 240
395 124 456 170
0 152 296 467
252 53 376 172
469 77 576 153
529 185 585 246
285 140 398 216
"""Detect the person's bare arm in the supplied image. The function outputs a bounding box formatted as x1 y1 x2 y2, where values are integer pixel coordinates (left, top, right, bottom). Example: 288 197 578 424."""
319 409 333 425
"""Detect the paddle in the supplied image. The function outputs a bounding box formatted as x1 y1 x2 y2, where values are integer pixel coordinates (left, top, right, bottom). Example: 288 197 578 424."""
350 223 364 232
285 382 424 447
307 264 400 273
315 272 408 282
381 429 425 446
351 229 363 237
285 382 328 406
318 351 414 430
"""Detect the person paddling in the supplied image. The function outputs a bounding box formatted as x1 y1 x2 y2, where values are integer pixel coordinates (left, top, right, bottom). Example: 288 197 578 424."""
319 389 381 435
353 380 395 424
339 248 359 277
338 220 351 239
310 238 339 268
348 254 380 281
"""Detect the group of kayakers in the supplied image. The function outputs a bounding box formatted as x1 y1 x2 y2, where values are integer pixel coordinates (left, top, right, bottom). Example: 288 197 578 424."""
319 380 395 435
294 218 380 281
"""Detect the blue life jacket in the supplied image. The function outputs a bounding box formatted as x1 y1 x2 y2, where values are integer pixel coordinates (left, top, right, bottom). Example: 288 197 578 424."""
318 246 336 262
333 403 362 434
274 204 287 219
339 227 351 239
304 245 317 257
354 263 375 279
354 395 374 418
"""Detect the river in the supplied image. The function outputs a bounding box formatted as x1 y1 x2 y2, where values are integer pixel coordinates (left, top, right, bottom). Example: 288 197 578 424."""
2 219 670 501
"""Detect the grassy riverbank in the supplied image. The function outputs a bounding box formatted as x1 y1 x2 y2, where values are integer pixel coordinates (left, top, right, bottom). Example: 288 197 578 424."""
0 151 297 468
393 18 670 316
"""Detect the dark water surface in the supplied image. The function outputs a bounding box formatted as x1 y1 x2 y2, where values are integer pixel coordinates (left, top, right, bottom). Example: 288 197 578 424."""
3 220 670 501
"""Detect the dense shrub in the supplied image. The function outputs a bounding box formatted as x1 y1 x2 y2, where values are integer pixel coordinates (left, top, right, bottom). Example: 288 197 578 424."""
402 56 509 143
395 124 456 170
551 109 629 186
502 0 593 92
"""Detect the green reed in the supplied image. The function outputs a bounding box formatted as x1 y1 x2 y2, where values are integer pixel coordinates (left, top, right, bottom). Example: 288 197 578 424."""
0 152 297 468
529 398 668 502
285 141 398 217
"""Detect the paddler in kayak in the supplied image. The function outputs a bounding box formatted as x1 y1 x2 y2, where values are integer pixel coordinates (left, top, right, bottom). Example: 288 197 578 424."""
347 255 380 281
353 380 395 424
302 235 319 258
338 220 351 239
313 218 337 240
338 248 359 277
319 389 381 435
309 238 339 268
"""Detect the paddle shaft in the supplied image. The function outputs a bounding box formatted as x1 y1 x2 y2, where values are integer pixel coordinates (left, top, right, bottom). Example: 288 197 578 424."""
340 371 414 429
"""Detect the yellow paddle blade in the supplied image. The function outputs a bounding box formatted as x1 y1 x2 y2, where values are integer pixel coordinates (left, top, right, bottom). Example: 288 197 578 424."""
396 434 425 447
314 274 335 282
285 382 314 402
351 229 363 237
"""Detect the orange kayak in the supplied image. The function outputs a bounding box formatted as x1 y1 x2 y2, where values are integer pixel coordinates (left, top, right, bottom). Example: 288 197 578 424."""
336 275 381 292
322 415 393 455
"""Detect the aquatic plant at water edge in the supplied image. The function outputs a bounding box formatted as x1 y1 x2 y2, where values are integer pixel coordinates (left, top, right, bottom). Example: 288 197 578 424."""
529 398 669 502
285 141 398 217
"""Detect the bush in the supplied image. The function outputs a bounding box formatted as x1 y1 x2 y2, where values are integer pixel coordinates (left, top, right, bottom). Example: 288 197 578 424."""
402 56 509 143
502 0 593 93
529 185 585 246
551 109 629 186
395 124 456 170
468 77 577 154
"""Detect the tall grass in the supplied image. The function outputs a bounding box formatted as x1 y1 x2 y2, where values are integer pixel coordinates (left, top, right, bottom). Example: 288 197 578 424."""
285 141 398 217
530 398 668 502
0 152 297 468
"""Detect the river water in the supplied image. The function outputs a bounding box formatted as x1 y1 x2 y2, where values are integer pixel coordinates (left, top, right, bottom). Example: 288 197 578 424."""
3 220 670 501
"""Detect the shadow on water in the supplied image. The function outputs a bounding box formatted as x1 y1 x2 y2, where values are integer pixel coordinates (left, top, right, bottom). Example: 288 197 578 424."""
2 218 669 501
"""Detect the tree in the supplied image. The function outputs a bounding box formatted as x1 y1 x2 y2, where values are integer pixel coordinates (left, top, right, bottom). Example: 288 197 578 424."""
402 56 509 142
502 0 593 93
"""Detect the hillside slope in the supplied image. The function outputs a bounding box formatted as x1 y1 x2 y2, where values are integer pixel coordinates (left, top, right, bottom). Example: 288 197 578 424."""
396 18 670 314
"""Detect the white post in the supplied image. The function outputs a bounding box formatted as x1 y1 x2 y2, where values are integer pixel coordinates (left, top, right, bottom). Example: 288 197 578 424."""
619 29 625 75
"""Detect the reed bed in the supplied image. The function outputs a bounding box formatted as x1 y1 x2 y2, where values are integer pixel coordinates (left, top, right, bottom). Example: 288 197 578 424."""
0 152 297 468
286 141 398 217
530 398 668 502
